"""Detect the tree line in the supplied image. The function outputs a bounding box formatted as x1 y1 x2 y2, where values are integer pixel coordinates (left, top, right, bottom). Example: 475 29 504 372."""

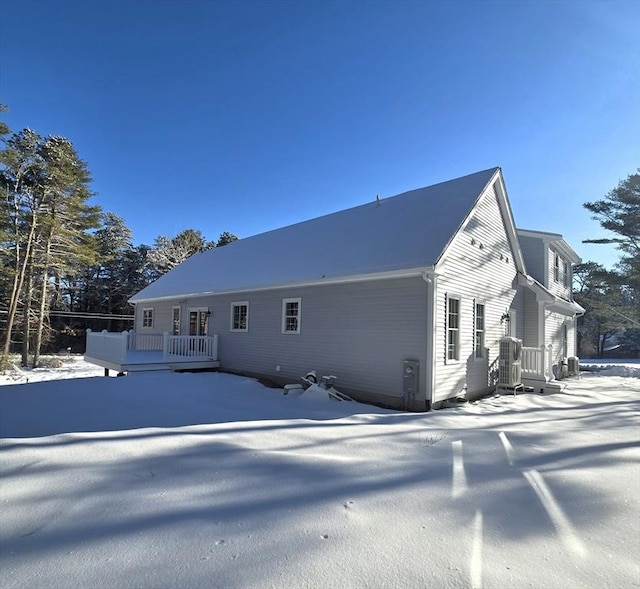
575 171 639 357
0 111 237 370
2 108 637 367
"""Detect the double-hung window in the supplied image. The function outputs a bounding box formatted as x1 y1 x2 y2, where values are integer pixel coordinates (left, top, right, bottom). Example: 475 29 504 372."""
446 296 460 361
554 253 560 282
231 302 249 332
142 308 154 329
563 260 569 287
282 298 301 334
172 306 181 335
475 303 485 359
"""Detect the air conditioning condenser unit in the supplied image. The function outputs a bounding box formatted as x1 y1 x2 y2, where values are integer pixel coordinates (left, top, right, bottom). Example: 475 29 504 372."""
567 356 580 376
499 337 523 388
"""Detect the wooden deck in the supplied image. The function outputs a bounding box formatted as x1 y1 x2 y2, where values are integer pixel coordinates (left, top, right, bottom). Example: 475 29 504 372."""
85 330 220 374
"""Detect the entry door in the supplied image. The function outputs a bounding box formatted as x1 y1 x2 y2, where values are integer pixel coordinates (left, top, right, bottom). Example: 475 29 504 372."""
188 308 209 336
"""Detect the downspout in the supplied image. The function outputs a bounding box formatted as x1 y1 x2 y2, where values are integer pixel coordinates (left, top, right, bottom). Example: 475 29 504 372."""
422 271 437 411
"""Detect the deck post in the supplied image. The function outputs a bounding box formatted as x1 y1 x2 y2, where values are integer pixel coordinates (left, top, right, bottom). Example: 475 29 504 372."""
162 332 169 361
211 334 219 361
122 331 129 362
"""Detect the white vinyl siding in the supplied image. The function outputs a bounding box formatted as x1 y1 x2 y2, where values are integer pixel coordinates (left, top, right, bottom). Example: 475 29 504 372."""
230 302 249 332
434 182 520 402
518 233 546 286
151 277 426 408
547 248 572 299
282 298 301 334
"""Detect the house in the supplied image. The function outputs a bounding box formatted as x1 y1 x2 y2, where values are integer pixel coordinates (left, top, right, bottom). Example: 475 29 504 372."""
85 167 584 410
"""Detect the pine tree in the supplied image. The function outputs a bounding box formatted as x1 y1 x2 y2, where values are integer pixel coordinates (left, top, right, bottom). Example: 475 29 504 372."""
584 170 640 316
146 229 215 278
217 231 239 247
0 129 100 369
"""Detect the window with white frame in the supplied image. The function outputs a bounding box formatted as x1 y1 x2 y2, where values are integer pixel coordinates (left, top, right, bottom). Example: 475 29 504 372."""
172 306 180 335
446 296 460 361
563 259 569 287
231 302 249 332
554 252 560 282
475 302 485 359
282 297 301 334
142 308 154 329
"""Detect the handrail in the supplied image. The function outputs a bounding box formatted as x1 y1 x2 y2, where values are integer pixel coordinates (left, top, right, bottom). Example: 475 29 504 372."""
521 344 554 381
86 330 219 364
164 334 218 360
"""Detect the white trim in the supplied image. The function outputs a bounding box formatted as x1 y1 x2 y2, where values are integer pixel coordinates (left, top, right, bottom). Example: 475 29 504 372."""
172 305 181 335
509 308 518 338
426 274 438 407
491 173 527 273
538 301 546 348
282 297 301 334
187 307 209 336
230 301 249 332
142 307 154 329
446 294 461 362
128 267 435 304
517 228 582 264
474 300 486 359
518 273 584 316
437 169 527 275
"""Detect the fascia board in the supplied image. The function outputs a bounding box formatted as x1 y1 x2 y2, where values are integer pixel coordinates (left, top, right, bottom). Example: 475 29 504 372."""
518 273 554 302
518 273 585 315
436 168 527 274
493 170 527 274
128 266 435 304
550 239 582 265
518 228 581 264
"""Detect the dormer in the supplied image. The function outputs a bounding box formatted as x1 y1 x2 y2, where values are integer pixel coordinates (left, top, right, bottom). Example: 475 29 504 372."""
517 229 582 301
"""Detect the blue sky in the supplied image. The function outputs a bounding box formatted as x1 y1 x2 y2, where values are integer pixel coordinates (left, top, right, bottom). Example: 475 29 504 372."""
1 0 638 269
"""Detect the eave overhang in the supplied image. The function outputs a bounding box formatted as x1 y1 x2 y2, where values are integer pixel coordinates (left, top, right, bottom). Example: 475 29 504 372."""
129 265 437 304
518 273 585 316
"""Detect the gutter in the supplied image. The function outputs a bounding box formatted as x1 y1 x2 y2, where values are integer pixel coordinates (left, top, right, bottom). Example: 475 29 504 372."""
129 266 437 304
517 273 585 317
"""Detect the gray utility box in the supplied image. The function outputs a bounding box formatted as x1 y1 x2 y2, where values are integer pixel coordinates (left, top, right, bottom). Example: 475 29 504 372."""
402 360 420 410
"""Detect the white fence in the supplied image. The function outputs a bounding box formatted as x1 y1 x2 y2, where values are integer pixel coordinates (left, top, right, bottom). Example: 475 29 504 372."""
86 330 219 364
521 345 553 381
85 330 129 364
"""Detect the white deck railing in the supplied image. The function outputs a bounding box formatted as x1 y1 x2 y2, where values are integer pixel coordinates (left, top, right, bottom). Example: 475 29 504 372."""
86 330 219 364
521 345 554 381
128 332 164 351
85 330 129 364
164 335 219 360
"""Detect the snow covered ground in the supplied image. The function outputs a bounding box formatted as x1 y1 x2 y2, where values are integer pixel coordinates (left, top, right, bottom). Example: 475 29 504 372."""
0 359 638 589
